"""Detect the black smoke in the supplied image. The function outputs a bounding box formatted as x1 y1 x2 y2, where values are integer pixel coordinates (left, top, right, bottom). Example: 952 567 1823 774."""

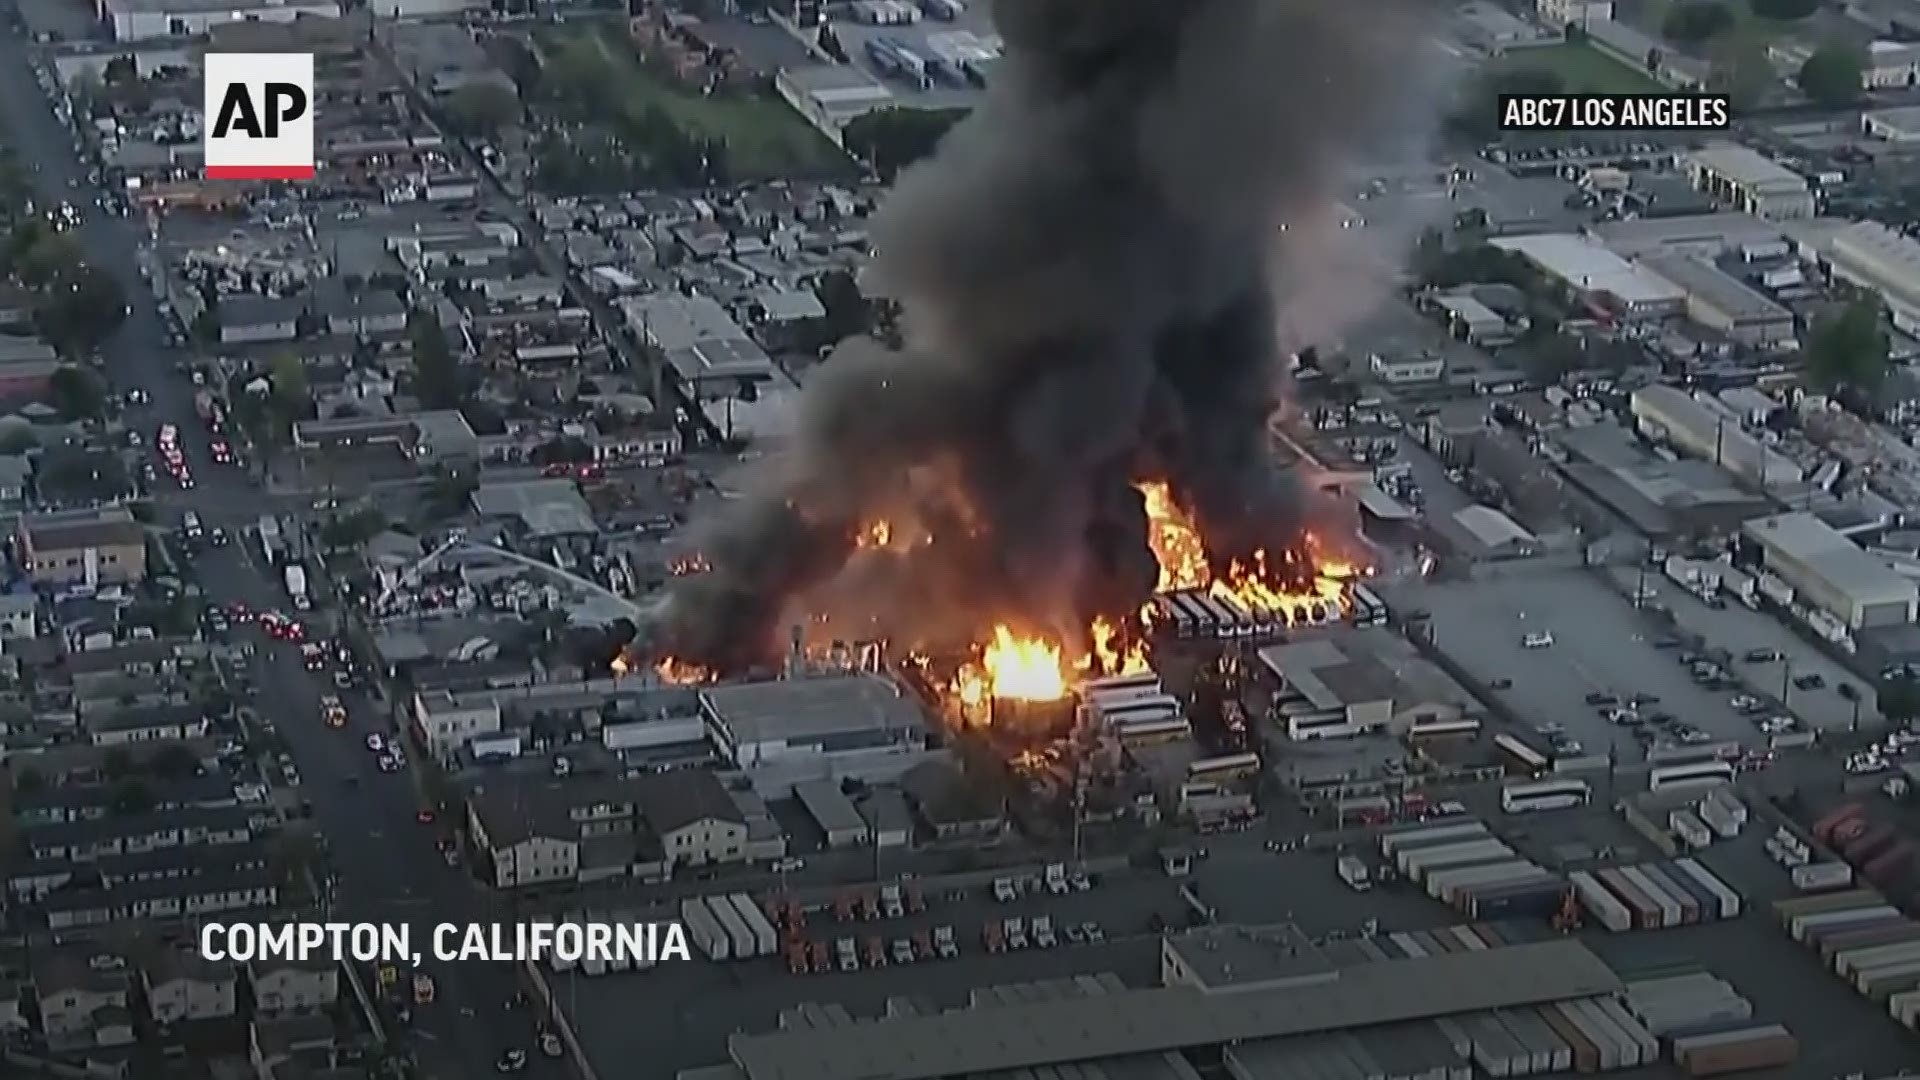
652 0 1439 672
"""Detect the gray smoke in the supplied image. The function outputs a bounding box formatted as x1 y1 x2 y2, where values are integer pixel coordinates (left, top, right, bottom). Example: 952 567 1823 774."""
654 0 1440 671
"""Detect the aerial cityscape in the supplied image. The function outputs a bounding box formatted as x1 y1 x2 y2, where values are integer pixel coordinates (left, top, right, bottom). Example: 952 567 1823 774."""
4 0 1920 1078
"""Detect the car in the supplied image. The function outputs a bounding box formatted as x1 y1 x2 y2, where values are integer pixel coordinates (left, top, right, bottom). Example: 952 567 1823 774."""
1489 677 1513 690
539 1031 563 1058
209 527 229 547
772 857 805 873
496 1049 527 1073
365 733 384 753
377 755 400 773
417 809 435 824
1794 674 1825 690
1522 632 1553 649
1743 648 1781 662
1839 682 1860 701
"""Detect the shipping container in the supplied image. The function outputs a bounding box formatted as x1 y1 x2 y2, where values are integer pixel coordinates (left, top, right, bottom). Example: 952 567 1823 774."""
1387 931 1426 959
1891 988 1920 1028
1792 861 1855 892
679 897 732 961
1855 957 1920 1000
1815 920 1920 966
1464 878 1570 919
1671 1025 1797 1076
1655 860 1722 921
1467 1014 1525 1077
1537 1002 1600 1073
1448 924 1490 951
707 894 758 959
727 893 779 957
1670 858 1743 920
1773 888 1885 922
1427 862 1553 903
1793 905 1904 943
1593 997 1659 1064
1598 867 1663 929
1636 864 1702 924
1671 809 1714 849
1557 999 1621 1071
1571 871 1636 932
1812 803 1865 846
1703 787 1748 833
1835 939 1920 979
1379 820 1489 857
1570 997 1642 1068
1400 838 1517 879
1503 1007 1572 1072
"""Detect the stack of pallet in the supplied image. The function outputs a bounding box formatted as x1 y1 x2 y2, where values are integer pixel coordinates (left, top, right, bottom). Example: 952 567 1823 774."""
1567 860 1742 932
1773 889 1920 1031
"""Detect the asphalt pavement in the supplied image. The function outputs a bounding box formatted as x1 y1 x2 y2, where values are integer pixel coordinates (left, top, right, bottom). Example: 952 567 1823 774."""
0 30 555 1079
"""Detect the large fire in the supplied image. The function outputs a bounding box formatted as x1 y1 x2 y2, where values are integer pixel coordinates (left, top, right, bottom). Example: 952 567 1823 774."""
952 625 1073 707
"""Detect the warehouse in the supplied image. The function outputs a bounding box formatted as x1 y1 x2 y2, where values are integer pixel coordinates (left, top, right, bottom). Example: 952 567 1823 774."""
1490 234 1683 321
98 0 341 40
1863 106 1920 144
1629 384 1804 490
704 938 1622 1080
773 64 895 146
1826 222 1920 334
1445 504 1540 560
792 780 870 849
1639 255 1795 347
1744 512 1918 631
700 675 934 792
1592 213 1785 261
1683 143 1815 221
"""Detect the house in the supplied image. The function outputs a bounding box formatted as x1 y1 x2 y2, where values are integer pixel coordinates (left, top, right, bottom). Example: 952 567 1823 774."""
64 639 178 695
18 505 147 587
250 1014 336 1078
411 689 502 759
217 295 303 345
0 453 30 507
43 866 280 931
466 785 581 889
632 769 748 868
248 957 339 1018
140 945 238 1025
1535 0 1612 27
315 283 409 338
0 592 36 649
85 704 211 746
33 947 135 1050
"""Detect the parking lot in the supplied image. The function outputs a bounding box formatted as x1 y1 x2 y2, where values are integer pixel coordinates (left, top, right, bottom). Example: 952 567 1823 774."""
831 10 995 111
1604 565 1881 734
1393 564 1765 757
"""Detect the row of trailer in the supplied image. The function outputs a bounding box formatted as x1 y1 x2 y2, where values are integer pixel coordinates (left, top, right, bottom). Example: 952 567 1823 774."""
1774 888 1920 1032
679 893 781 963
1809 802 1919 898
1079 674 1193 744
1377 819 1566 919
1150 585 1349 640
1618 972 1802 1076
1670 787 1748 850
1567 860 1743 932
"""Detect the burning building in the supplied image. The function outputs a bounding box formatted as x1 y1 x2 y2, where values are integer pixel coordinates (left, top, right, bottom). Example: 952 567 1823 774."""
646 0 1440 704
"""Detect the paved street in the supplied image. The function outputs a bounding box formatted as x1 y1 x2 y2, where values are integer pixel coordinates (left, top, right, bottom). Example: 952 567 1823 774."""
0 31 556 1079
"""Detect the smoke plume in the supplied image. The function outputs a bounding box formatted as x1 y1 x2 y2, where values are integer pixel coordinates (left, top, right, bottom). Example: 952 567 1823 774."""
654 0 1441 671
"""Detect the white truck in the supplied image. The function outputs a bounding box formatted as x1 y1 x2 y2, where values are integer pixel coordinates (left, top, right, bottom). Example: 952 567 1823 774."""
679 897 732 961
728 893 777 957
284 564 310 610
1337 855 1372 892
1004 917 1028 949
880 883 905 919
933 925 957 958
1044 862 1069 894
1031 915 1056 948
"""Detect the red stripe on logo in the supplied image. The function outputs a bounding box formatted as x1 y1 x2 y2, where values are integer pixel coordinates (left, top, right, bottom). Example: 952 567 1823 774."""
205 165 315 180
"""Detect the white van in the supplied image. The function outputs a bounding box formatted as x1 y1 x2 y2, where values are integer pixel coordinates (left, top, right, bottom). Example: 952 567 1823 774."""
1522 632 1554 649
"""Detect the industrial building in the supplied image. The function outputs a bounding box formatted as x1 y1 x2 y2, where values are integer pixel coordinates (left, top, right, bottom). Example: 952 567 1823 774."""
1863 106 1920 143
678 938 1625 1080
1489 234 1683 321
1638 255 1795 347
773 64 895 146
1825 222 1920 334
700 675 934 793
619 295 777 397
98 0 342 41
1591 213 1787 262
793 780 871 849
1257 633 1469 740
1628 385 1804 491
1444 504 1542 560
1743 512 1918 631
1683 144 1815 221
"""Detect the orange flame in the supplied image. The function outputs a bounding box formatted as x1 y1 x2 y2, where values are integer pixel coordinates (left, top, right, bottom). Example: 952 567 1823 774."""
669 553 710 576
1138 481 1209 591
1090 615 1150 676
855 519 893 549
654 657 714 685
1136 482 1360 623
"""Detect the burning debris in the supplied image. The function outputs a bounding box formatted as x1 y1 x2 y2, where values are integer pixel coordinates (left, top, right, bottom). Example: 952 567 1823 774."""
647 0 1436 684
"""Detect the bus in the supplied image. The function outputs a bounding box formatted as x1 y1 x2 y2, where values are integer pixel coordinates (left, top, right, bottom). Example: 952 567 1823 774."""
1188 752 1262 784
1287 711 1359 741
1494 733 1551 777
1649 760 1734 792
1111 714 1191 744
1501 778 1591 814
1407 716 1481 740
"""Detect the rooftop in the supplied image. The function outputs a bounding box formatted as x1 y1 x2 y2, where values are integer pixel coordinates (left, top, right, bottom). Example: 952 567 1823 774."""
22 506 144 550
1639 254 1790 324
702 674 926 748
470 478 597 537
1743 511 1919 608
724 939 1620 1080
1490 234 1683 308
1687 142 1807 193
1589 213 1783 258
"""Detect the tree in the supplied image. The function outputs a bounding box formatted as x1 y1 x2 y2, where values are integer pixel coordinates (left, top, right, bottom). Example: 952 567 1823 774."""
1799 43 1863 108
408 310 466 410
0 426 37 454
267 351 310 417
1664 1 1735 43
1750 0 1817 19
48 365 106 421
1881 675 1920 725
1804 296 1890 399
102 55 138 86
1450 67 1566 140
149 743 198 779
37 266 127 356
445 82 521 136
842 107 971 181
1708 33 1774 111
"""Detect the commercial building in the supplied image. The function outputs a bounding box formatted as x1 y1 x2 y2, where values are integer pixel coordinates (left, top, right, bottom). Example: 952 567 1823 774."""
620 295 776 397
1825 221 1920 334
1591 213 1786 262
631 769 749 868
701 675 934 792
1535 0 1614 27
410 690 503 760
1684 144 1815 221
1639 255 1795 347
1256 632 1469 738
1445 504 1542 560
98 0 342 42
1489 234 1684 320
1629 385 1804 491
1743 512 1918 630
1864 40 1920 88
691 938 1621 1080
794 779 871 849
17 506 147 588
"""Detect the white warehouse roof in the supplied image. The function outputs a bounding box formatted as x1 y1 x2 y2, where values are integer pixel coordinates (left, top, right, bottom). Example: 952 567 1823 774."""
1687 143 1806 193
1743 512 1918 612
1629 384 1804 486
1829 221 1920 320
1491 234 1683 307
1639 254 1790 323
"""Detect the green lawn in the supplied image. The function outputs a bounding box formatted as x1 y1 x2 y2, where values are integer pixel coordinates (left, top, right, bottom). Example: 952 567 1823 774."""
1501 42 1669 94
543 27 849 180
